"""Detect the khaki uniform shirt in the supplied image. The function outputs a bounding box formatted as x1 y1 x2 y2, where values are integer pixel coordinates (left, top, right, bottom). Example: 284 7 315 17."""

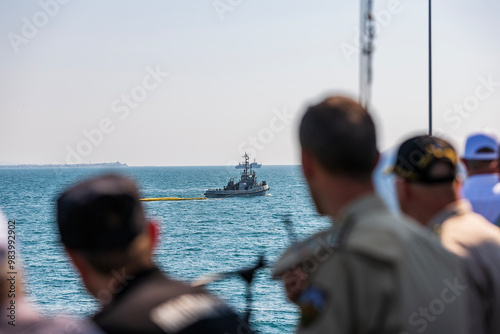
429 200 500 334
273 195 469 334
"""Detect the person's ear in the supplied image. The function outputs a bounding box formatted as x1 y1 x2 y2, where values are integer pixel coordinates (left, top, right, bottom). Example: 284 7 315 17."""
395 177 410 201
453 177 462 194
301 150 315 181
146 221 159 250
491 159 499 170
402 179 412 200
461 158 471 174
373 150 380 170
65 248 91 281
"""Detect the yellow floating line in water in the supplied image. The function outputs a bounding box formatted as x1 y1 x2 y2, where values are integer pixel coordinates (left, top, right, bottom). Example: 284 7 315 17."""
140 197 206 202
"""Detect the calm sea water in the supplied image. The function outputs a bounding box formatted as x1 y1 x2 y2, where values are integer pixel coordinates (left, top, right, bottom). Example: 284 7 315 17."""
0 162 395 333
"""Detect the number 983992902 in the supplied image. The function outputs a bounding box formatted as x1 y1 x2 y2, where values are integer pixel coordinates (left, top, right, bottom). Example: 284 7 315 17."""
7 220 16 271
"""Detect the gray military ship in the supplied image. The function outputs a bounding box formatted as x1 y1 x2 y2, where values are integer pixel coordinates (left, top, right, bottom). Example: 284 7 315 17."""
235 158 261 169
205 153 269 198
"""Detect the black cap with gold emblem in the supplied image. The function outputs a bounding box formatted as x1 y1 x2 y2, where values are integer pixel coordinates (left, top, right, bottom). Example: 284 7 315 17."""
389 135 458 184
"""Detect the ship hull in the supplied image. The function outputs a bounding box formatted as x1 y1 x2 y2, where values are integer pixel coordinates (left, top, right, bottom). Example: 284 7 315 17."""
204 185 269 198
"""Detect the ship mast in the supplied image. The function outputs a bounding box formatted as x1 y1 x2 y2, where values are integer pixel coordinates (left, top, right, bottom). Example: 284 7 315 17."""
428 0 433 135
243 152 250 176
359 0 375 111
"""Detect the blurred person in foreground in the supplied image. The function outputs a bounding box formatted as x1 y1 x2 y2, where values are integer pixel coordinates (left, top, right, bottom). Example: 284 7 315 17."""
461 133 500 225
56 174 251 334
0 209 100 334
391 135 500 334
272 96 469 334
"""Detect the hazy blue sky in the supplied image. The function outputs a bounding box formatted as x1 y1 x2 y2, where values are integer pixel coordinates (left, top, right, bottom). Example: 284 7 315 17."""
1 0 499 166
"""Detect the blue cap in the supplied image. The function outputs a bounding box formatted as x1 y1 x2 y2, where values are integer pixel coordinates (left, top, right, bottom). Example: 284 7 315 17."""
463 133 499 161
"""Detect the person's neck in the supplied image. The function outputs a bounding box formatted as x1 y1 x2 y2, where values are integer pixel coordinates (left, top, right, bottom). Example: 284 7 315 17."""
414 207 444 227
322 177 375 220
87 263 155 305
418 194 458 226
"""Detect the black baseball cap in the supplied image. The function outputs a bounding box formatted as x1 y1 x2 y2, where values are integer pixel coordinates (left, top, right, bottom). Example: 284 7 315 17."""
389 135 458 184
57 174 146 250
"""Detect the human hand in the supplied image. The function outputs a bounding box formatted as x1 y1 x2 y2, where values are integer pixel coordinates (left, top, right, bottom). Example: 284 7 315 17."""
282 266 308 303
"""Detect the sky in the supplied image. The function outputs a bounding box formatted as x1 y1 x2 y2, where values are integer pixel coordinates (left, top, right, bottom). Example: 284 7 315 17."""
1 0 499 166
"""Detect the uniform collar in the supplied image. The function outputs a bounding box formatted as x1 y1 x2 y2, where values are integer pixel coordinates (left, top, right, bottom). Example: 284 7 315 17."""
98 266 160 311
427 199 472 231
333 193 404 262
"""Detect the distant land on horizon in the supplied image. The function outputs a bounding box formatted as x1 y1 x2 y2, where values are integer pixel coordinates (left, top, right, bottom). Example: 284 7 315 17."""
0 162 305 168
0 162 127 168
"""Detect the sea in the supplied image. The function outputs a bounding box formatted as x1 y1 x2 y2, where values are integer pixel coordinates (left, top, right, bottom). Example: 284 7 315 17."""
0 159 397 333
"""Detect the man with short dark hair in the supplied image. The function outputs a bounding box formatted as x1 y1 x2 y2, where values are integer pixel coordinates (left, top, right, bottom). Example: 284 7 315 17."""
57 174 251 334
461 133 500 224
273 96 468 333
392 135 500 334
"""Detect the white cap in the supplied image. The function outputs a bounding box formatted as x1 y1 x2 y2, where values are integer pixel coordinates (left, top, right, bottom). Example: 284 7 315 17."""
463 133 499 160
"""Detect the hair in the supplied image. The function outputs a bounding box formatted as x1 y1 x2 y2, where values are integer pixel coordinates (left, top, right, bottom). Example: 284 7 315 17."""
299 96 377 180
466 159 496 171
465 147 498 172
79 231 152 275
